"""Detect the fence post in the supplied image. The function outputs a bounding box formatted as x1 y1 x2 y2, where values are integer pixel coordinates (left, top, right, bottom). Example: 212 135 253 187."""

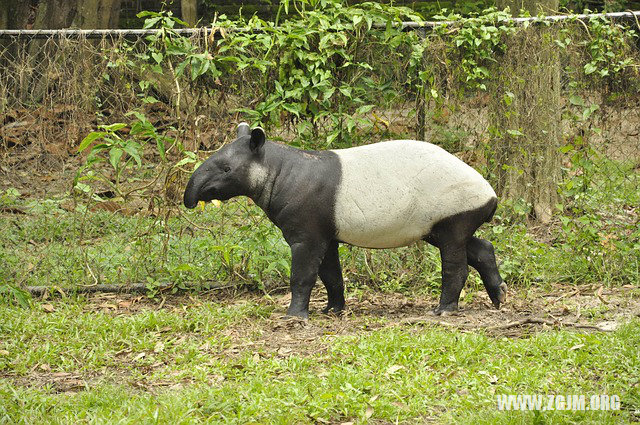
416 27 427 141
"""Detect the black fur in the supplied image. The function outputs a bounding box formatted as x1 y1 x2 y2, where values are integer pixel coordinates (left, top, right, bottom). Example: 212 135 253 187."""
184 127 343 318
423 198 506 314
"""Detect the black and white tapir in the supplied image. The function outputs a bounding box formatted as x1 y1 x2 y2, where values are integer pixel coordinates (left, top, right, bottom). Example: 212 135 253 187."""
184 123 507 319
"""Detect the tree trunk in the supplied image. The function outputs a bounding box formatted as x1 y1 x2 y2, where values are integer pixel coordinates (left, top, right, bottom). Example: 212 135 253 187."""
489 0 561 223
72 0 122 28
26 0 122 30
0 0 37 29
180 0 198 27
25 0 123 105
181 0 198 27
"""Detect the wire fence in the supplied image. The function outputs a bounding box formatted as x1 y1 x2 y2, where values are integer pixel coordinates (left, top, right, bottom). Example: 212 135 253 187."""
1 11 639 291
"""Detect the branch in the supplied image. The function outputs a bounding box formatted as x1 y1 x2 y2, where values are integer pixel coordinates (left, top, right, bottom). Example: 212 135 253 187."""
25 282 240 297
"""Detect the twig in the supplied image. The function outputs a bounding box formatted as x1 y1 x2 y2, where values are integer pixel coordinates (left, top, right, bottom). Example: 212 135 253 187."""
487 317 615 332
25 282 241 297
487 317 557 331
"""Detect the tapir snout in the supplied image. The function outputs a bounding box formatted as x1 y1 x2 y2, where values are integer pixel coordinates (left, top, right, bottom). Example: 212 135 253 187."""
183 172 202 209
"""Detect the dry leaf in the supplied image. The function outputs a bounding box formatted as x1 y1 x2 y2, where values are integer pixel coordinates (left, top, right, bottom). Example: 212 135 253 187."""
133 352 146 362
42 304 55 313
569 344 585 351
118 300 132 309
277 347 292 356
365 406 374 419
387 365 403 374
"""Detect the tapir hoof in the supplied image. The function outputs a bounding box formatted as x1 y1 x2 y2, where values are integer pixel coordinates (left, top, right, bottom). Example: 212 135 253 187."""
433 302 459 316
491 282 508 309
286 307 309 320
322 304 345 316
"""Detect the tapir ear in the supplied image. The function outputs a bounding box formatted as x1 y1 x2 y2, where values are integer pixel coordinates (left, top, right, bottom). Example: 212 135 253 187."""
237 122 250 138
249 127 265 153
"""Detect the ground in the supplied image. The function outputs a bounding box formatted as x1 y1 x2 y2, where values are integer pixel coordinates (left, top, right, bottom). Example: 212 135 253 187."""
1 283 638 423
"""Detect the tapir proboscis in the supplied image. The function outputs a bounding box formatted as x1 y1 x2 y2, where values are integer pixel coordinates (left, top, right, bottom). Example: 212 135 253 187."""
183 123 507 319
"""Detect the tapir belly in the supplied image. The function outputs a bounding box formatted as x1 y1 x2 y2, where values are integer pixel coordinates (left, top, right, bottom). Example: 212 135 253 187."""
331 140 496 249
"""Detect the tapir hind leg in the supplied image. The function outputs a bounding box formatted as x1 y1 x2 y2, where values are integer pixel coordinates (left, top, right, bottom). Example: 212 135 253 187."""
287 240 327 319
435 241 469 314
466 237 507 309
425 199 499 315
318 240 345 314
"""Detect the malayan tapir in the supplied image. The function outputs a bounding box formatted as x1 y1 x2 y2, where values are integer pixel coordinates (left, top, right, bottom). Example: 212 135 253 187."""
183 123 507 319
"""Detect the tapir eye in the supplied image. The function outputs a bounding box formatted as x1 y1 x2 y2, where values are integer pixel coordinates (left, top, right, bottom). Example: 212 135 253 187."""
223 165 231 173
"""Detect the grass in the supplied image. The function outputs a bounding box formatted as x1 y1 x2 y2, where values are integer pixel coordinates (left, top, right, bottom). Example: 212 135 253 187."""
0 295 638 424
1 178 639 297
0 155 638 423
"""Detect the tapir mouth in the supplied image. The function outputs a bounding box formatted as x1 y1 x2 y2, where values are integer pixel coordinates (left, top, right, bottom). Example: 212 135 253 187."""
199 186 218 203
183 175 216 208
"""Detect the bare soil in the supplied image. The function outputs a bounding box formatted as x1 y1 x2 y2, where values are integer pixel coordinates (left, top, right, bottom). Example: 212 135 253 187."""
81 282 640 354
5 284 639 395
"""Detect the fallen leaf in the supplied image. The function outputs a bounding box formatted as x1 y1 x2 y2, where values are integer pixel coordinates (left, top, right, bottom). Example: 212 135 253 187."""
133 352 146 362
42 304 55 313
569 344 585 351
595 286 608 304
277 347 292 356
386 364 404 375
365 406 374 419
118 300 132 309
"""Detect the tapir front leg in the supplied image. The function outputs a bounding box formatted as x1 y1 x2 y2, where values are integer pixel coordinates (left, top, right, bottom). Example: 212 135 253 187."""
287 240 327 319
318 240 345 314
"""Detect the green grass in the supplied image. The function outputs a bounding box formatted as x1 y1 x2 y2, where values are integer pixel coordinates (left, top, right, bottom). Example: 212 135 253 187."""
0 162 638 423
1 183 639 297
0 296 638 424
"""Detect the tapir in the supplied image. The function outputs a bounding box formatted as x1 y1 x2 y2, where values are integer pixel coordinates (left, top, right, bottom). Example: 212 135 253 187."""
183 123 507 319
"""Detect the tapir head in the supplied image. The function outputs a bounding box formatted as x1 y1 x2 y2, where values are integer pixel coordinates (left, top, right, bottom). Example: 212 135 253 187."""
183 123 266 209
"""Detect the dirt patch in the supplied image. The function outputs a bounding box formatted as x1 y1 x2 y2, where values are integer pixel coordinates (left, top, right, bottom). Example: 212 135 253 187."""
231 283 640 357
7 284 638 394
71 283 638 362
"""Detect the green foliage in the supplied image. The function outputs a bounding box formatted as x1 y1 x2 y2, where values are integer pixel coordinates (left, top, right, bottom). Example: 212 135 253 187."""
74 112 174 201
213 0 424 146
433 8 517 90
581 15 638 81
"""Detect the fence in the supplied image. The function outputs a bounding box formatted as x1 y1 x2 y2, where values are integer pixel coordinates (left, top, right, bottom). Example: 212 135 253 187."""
1 9 639 292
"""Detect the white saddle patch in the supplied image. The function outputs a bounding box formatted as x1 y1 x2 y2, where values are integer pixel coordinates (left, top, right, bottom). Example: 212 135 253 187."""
332 140 496 248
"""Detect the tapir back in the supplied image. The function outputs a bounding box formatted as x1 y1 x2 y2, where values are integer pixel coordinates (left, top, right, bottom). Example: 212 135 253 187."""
332 140 496 248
